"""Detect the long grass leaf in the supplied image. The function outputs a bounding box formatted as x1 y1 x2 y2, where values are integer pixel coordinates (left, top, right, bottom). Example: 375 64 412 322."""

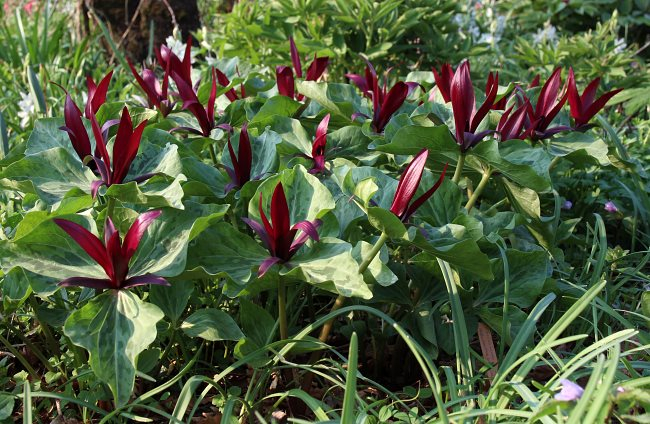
341 332 359 423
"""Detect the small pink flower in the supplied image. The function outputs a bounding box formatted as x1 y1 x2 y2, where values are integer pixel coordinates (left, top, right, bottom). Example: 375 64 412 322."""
23 0 36 14
3 2 10 13
555 379 584 401
604 201 618 213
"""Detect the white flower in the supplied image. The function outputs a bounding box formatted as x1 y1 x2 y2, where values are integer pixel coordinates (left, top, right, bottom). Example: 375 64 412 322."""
614 38 627 54
533 24 557 45
17 92 35 128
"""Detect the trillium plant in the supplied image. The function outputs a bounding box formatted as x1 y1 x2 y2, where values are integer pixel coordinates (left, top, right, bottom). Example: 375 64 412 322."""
0 32 629 418
53 211 168 290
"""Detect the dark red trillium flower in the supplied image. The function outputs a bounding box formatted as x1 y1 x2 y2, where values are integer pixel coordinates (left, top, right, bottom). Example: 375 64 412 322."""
172 67 218 137
529 74 541 88
488 73 507 110
302 113 330 174
276 37 329 101
347 60 419 133
521 67 569 141
215 67 247 102
58 72 113 170
450 61 498 151
90 107 152 198
61 94 93 166
156 38 193 88
224 123 252 192
497 100 530 141
242 182 321 277
85 71 113 118
54 210 169 290
128 59 174 116
389 149 448 222
431 63 454 103
567 67 622 129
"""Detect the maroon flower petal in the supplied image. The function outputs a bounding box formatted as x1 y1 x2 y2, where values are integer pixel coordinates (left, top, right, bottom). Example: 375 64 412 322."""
215 68 238 102
305 56 329 82
258 256 282 278
432 63 454 103
289 37 303 78
389 149 428 218
85 70 113 118
403 163 449 221
53 219 113 278
122 274 170 289
112 107 147 185
242 217 272 250
58 277 113 290
450 61 474 145
375 81 409 132
121 210 162 263
276 66 295 99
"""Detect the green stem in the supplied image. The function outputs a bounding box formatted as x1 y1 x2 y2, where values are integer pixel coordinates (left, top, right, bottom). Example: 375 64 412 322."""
301 232 390 391
317 232 389 344
292 98 311 119
28 297 60 358
464 169 492 212
452 153 465 184
0 332 39 380
208 143 218 167
278 277 288 340
548 155 561 171
105 196 115 221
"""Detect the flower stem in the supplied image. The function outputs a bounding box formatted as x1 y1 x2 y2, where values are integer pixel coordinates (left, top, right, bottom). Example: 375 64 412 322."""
452 153 465 184
464 169 492 212
208 143 219 167
278 277 289 340
317 232 389 344
105 196 115 221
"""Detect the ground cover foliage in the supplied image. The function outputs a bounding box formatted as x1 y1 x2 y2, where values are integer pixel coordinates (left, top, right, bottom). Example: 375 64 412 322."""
0 0 649 422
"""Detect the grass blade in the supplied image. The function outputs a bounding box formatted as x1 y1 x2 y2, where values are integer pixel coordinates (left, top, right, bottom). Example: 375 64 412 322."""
341 332 359 423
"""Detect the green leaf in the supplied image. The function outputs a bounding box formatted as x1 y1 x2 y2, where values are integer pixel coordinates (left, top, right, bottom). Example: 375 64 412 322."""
373 125 459 164
1 267 32 312
250 95 301 123
24 118 71 155
411 175 462 227
149 282 194 326
0 394 14 419
548 131 610 166
180 309 244 341
0 147 96 204
251 116 311 156
367 207 407 239
185 223 269 286
63 291 163 406
248 165 335 223
284 237 372 299
352 241 397 287
471 139 552 192
180 156 229 198
297 81 362 119
476 249 549 308
408 225 494 279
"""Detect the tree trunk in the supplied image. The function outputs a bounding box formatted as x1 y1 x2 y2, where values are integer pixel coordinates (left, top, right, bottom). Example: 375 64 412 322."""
85 0 200 62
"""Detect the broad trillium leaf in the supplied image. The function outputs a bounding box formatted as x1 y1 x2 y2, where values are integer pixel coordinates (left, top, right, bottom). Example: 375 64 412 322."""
63 290 163 406
407 224 494 280
548 131 610 166
181 309 244 341
283 237 372 299
475 248 549 308
296 81 363 120
248 165 335 224
352 240 397 287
